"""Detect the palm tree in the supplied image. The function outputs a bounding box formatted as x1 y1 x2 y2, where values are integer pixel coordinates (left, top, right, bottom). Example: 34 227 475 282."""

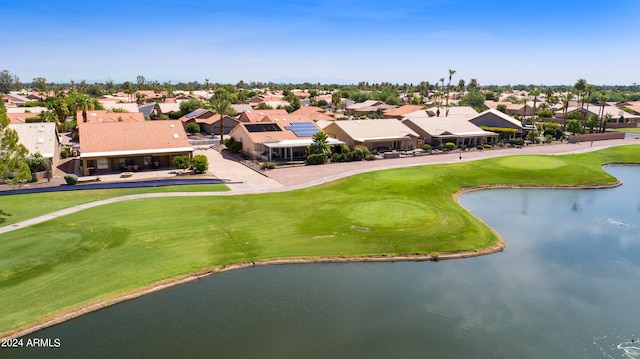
210 99 235 145
561 92 573 131
309 131 330 156
468 79 478 91
331 92 341 110
445 69 456 117
574 78 587 116
585 84 595 119
531 89 541 121
598 92 609 132
74 95 94 123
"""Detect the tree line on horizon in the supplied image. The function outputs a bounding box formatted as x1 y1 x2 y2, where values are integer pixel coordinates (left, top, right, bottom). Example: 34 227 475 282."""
2 69 639 101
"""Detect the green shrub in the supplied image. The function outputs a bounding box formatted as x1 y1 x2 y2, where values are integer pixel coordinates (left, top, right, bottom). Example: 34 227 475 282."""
173 155 190 169
365 154 376 161
544 134 554 144
192 155 209 173
422 144 432 153
331 153 344 162
334 144 350 154
261 162 276 170
476 144 484 150
223 137 243 153
444 142 456 151
60 149 69 159
64 174 78 185
483 144 492 149
186 122 200 134
432 138 442 147
306 153 327 165
538 109 553 118
353 144 371 156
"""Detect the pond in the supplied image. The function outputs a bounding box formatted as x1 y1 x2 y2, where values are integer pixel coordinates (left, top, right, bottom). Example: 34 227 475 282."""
5 166 639 358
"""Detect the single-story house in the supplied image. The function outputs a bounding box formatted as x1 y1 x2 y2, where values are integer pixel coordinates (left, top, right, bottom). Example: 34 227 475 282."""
401 110 498 146
426 106 478 117
228 119 344 161
179 108 239 135
8 122 61 178
237 109 289 123
230 104 253 115
383 104 426 119
78 120 193 175
77 110 145 123
322 119 420 152
346 100 396 116
6 106 48 114
290 106 336 121
100 102 141 113
485 101 536 117
149 103 181 119
555 106 640 123
469 109 528 138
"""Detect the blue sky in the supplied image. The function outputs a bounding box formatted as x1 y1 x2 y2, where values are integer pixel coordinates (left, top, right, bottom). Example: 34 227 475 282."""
3 0 639 86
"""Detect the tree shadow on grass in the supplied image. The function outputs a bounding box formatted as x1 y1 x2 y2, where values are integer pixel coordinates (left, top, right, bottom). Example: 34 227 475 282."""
0 209 12 225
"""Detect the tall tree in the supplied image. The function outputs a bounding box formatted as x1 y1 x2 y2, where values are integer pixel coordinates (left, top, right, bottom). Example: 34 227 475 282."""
574 78 587 115
584 84 595 119
210 99 234 144
458 79 466 94
32 77 48 98
445 69 456 117
331 92 341 110
74 95 94 123
0 94 31 185
136 75 146 87
0 70 19 94
50 94 70 124
531 89 541 121
468 78 478 92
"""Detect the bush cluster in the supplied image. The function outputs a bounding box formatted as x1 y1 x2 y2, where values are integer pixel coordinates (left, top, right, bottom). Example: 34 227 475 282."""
192 155 209 173
173 155 190 169
64 174 78 185
186 122 200 134
223 137 243 153
306 153 327 165
331 145 370 163
261 162 276 169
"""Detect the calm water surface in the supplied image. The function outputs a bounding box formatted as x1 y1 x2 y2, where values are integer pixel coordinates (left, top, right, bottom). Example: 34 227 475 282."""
5 166 640 358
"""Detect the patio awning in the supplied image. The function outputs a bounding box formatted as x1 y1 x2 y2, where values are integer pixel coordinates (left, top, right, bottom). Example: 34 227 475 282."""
263 138 345 148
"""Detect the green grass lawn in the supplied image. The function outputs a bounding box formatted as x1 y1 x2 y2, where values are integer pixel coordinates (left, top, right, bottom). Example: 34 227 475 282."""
1 145 639 336
612 127 640 133
0 184 229 227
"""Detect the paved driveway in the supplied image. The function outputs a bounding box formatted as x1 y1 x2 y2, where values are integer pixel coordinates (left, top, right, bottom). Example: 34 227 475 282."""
197 147 286 194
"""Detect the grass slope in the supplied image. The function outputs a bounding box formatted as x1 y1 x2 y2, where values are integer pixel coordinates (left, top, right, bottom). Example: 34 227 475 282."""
612 128 640 134
0 184 229 227
0 146 639 336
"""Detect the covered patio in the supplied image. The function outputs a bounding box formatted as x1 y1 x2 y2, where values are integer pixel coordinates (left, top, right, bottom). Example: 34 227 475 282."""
263 138 345 162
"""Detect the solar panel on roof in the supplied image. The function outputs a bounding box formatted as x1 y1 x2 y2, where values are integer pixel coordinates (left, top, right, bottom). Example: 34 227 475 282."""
285 122 320 137
185 109 206 118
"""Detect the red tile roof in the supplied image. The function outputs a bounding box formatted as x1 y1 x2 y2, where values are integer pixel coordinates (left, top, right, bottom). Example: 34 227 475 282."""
79 120 192 157
77 110 145 123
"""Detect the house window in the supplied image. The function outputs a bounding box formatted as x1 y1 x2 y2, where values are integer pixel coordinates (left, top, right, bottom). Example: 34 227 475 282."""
97 158 109 170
